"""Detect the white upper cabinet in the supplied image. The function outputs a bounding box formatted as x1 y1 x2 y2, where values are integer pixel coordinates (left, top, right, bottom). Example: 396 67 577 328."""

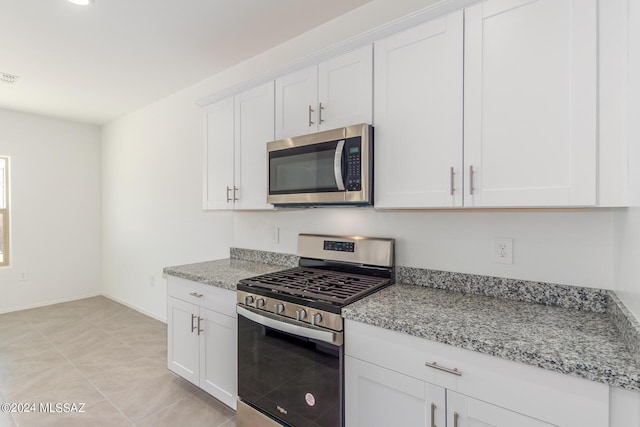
202 0 607 210
275 45 373 140
374 11 464 209
464 0 597 207
274 67 318 140
203 82 274 210
203 97 234 210
317 47 373 131
234 82 275 210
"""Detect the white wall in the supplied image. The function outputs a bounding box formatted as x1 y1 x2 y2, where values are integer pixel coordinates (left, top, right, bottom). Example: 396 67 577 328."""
612 0 640 320
0 108 101 313
101 93 233 320
233 209 614 289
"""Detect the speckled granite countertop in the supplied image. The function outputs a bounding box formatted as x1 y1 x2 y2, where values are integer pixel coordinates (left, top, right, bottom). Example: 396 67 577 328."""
163 258 290 291
342 284 640 391
164 249 640 391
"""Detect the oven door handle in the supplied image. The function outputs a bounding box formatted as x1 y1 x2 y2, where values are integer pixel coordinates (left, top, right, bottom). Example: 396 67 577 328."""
237 305 343 346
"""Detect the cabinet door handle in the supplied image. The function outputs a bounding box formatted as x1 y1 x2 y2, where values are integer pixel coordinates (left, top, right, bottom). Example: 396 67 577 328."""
233 186 239 201
191 313 197 333
430 403 437 427
450 167 455 196
197 316 203 336
469 165 474 195
319 102 325 124
454 412 459 427
424 361 462 376
308 105 315 126
226 186 232 202
189 292 203 298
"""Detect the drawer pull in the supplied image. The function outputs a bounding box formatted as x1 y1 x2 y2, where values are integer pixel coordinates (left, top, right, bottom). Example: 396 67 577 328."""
424 361 462 376
189 292 203 298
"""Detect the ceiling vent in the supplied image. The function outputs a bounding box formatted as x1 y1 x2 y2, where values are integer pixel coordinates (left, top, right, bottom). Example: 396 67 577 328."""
0 72 19 85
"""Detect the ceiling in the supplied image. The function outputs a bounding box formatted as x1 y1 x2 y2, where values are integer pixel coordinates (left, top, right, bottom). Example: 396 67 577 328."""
0 0 372 125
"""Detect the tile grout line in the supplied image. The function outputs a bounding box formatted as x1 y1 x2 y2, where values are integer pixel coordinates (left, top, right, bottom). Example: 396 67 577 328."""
1 297 231 427
59 350 136 426
28 312 137 426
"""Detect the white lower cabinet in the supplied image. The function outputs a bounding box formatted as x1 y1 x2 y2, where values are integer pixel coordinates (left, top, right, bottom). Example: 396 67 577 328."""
167 297 201 385
346 357 551 427
446 390 553 427
345 356 446 427
167 276 237 410
345 319 610 427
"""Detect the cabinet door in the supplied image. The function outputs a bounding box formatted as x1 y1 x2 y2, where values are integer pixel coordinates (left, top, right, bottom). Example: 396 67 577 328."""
345 356 446 427
464 0 596 207
203 97 235 210
374 11 464 208
447 390 554 427
200 307 237 410
275 66 318 139
234 81 275 210
318 45 373 131
167 297 199 386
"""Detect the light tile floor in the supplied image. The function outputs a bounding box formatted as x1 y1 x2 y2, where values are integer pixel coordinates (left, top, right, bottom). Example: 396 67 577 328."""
0 296 236 427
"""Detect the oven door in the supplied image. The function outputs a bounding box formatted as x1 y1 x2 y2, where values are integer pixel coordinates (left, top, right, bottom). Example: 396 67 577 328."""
237 305 343 427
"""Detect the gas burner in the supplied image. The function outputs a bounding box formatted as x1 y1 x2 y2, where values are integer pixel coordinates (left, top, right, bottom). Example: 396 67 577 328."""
240 267 391 306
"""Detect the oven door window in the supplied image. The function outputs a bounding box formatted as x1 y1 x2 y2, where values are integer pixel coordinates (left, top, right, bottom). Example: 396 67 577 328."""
238 314 342 427
269 140 341 194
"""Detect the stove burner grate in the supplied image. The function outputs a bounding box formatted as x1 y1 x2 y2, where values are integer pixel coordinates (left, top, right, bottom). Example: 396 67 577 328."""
239 267 390 306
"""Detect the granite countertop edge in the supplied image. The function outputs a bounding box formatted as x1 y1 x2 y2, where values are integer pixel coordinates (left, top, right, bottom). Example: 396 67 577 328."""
163 256 294 291
162 267 237 291
342 285 640 392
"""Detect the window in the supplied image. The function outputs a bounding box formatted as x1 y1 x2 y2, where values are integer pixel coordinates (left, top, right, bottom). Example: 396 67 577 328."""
0 156 8 266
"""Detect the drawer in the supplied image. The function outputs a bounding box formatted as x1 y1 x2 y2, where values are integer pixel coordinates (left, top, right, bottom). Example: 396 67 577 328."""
345 319 609 427
167 276 236 317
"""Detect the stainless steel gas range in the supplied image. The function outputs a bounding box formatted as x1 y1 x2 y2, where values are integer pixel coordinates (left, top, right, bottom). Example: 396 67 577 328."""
236 234 395 427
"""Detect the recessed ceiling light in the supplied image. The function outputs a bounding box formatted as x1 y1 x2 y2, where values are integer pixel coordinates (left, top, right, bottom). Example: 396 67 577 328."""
68 0 93 5
0 72 19 85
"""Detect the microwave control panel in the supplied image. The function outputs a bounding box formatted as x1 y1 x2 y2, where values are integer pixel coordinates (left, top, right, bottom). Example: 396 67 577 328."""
345 138 362 191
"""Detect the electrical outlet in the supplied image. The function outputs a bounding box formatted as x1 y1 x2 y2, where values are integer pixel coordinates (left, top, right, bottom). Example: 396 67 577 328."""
272 227 280 244
149 275 155 287
494 238 513 264
19 272 28 281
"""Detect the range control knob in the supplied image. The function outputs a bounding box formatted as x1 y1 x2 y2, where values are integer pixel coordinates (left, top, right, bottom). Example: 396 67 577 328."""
296 309 307 321
274 303 285 314
244 295 254 306
311 313 323 326
255 298 265 309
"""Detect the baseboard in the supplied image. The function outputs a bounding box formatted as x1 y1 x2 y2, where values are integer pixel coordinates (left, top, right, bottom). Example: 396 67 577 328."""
102 293 167 324
0 292 102 314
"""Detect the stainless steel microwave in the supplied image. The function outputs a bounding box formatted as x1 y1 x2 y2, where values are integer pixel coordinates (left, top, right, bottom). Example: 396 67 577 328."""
267 123 373 207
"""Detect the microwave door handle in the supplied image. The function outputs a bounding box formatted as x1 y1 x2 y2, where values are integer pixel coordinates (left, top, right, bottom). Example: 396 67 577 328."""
334 139 346 191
